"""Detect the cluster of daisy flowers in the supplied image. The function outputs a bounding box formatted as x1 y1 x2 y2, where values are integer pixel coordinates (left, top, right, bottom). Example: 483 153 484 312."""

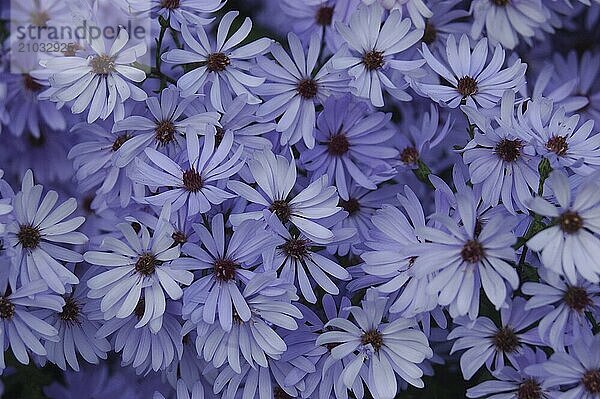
0 0 600 398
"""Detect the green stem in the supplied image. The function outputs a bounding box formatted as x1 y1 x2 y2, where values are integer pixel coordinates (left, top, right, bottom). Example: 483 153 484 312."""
412 159 434 189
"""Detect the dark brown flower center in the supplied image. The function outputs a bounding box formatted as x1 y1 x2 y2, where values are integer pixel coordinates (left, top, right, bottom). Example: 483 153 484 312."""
111 134 129 152
281 238 309 260
135 253 158 276
18 224 41 249
461 240 484 263
183 168 203 192
362 50 385 71
207 52 230 72
315 6 334 26
89 54 116 75
564 286 592 312
340 197 360 215
270 200 292 223
400 146 420 165
23 74 43 92
327 133 350 156
31 11 50 27
546 135 568 156
492 326 520 353
422 22 437 45
0 297 15 319
559 211 583 234
297 79 319 99
172 230 187 245
517 378 542 399
457 76 478 97
161 0 180 9
494 138 523 162
273 387 293 399
155 120 176 145
582 369 600 394
361 329 383 351
134 297 145 319
492 0 510 5
213 258 238 282
60 297 82 325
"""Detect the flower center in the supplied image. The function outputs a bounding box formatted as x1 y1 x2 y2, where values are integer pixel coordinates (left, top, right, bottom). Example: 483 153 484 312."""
172 230 187 245
135 253 158 276
559 211 583 234
270 200 292 223
89 54 116 75
400 146 420 165
492 0 510 5
30 10 50 27
23 74 43 92
494 138 523 162
546 135 568 156
582 370 600 394
0 297 15 319
134 297 145 319
457 76 478 96
18 224 41 249
297 79 319 99
182 168 203 192
564 286 592 312
60 297 82 325
361 329 383 352
517 378 542 399
281 238 309 260
327 133 350 156
160 0 180 10
213 258 238 282
207 52 230 72
492 326 520 353
362 50 385 71
461 239 484 263
155 120 176 145
315 6 334 26
340 198 360 215
422 22 437 45
111 134 129 152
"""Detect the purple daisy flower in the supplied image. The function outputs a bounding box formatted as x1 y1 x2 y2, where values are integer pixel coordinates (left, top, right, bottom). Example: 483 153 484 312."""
5 170 88 294
466 348 560 399
332 4 425 106
172 213 273 332
264 210 353 303
316 289 433 397
419 34 527 108
113 85 221 168
227 150 342 243
522 269 600 350
414 0 470 52
43 275 111 371
527 335 600 399
161 11 273 111
526 171 600 284
413 192 519 319
129 130 244 215
0 279 64 369
447 297 548 380
191 272 302 372
40 29 148 123
137 0 225 29
299 94 398 200
84 204 192 331
255 32 350 148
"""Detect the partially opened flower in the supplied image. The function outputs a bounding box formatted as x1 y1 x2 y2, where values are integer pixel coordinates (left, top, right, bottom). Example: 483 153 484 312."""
139 0 225 29
419 34 526 108
161 11 273 111
41 29 148 123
